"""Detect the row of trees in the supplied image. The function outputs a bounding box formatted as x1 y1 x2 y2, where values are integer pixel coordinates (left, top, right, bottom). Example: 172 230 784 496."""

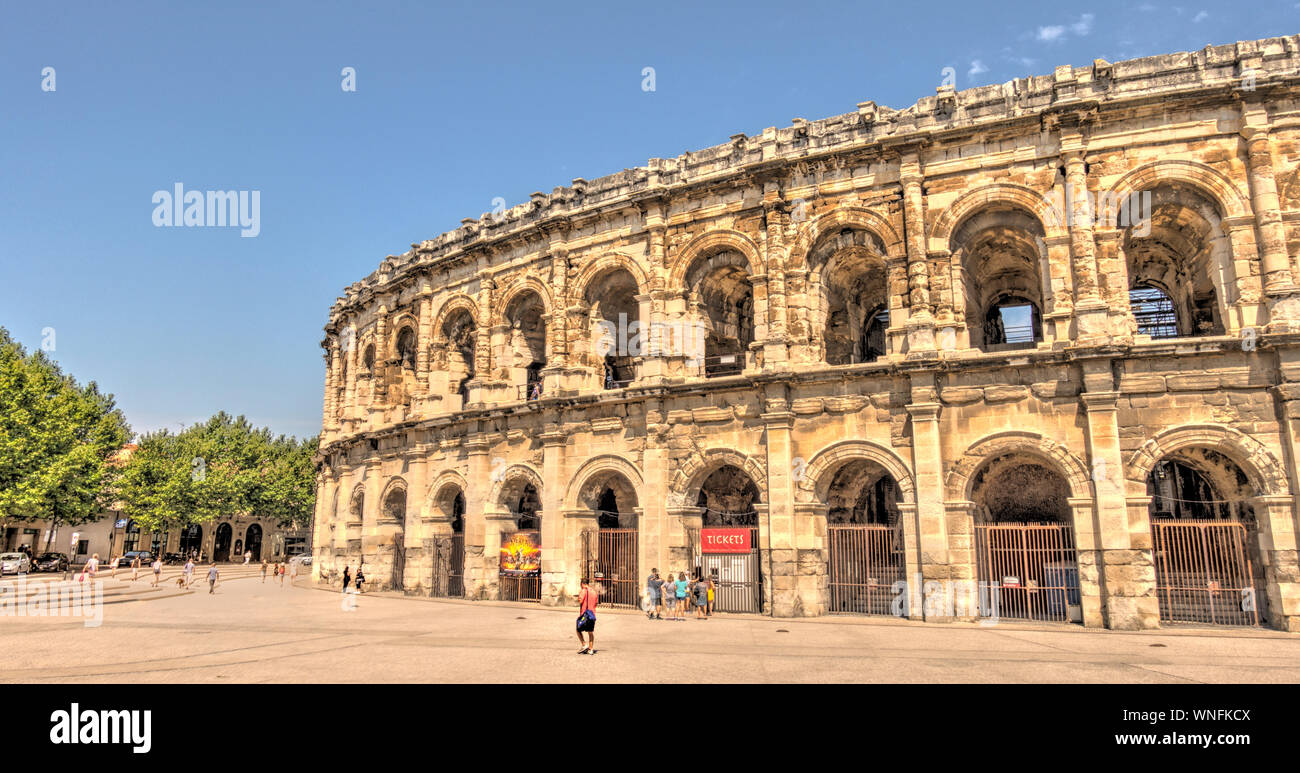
117 414 318 532
0 327 318 551
0 329 132 551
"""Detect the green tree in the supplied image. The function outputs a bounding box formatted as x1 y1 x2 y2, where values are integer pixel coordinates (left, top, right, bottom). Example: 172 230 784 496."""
117 412 317 533
0 328 132 551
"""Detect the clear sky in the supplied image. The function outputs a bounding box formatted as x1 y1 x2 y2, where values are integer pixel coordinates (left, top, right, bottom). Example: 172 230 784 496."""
0 1 1293 440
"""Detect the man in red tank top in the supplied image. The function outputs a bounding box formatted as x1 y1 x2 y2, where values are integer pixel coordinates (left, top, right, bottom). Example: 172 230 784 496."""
576 577 599 655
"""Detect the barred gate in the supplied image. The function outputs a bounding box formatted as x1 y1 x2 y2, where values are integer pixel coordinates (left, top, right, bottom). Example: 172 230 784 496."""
582 528 639 608
689 527 762 614
828 525 905 616
975 523 1080 623
429 534 465 598
1151 520 1261 627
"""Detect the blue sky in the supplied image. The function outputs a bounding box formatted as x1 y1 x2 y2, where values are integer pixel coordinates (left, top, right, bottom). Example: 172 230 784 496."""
0 1 1293 440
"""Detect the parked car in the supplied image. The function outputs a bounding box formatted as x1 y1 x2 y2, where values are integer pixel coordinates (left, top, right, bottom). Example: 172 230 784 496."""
289 553 311 566
115 551 154 568
34 552 69 572
161 552 185 565
0 552 32 575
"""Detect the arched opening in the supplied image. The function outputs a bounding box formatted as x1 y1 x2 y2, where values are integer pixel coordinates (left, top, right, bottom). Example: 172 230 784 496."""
585 267 641 388
686 252 754 377
969 452 1080 622
387 325 418 407
953 208 1047 351
346 490 363 555
382 486 407 591
504 292 547 400
1124 184 1228 338
438 308 477 406
429 484 466 598
694 464 763 613
811 230 890 365
498 477 542 601
1147 448 1266 626
244 524 262 562
394 327 416 369
1129 283 1178 339
213 523 232 563
577 470 640 608
178 524 203 559
823 459 905 616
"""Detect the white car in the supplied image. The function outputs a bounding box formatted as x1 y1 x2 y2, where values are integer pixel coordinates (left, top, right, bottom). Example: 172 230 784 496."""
0 553 32 575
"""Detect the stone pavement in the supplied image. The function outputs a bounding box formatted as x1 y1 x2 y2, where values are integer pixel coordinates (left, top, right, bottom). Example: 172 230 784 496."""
2 572 1299 683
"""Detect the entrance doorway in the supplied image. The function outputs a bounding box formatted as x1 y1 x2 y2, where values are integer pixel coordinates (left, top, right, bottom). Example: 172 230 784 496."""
244 524 262 562
499 480 541 601
580 476 640 608
824 462 905 616
1148 453 1266 626
970 453 1081 623
691 465 763 613
213 523 232 562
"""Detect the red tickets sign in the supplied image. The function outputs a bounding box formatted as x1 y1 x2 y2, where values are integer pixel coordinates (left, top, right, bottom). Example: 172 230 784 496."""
701 528 751 554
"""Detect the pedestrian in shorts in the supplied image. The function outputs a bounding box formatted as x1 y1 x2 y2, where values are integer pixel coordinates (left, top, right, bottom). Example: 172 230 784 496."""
207 564 219 594
576 577 598 654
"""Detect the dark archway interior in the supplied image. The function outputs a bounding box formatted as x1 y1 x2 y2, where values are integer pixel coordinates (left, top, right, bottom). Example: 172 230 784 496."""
585 268 640 385
687 251 754 376
697 464 761 526
825 460 901 525
970 453 1071 523
953 208 1046 351
1124 185 1226 337
1147 449 1255 523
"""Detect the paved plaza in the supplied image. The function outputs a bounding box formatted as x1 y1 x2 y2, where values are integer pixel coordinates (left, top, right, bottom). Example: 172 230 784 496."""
2 568 1299 683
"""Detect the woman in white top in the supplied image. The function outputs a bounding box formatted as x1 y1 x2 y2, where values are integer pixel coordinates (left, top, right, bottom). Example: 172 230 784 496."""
150 557 162 587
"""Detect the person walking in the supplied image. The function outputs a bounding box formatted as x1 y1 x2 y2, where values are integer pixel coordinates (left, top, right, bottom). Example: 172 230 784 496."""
150 556 162 588
261 559 269 583
130 554 141 582
674 572 689 621
646 569 664 620
243 550 251 565
278 562 286 587
706 576 715 617
290 559 300 586
80 553 100 583
341 565 352 592
693 575 708 619
207 563 219 594
183 557 195 589
354 566 365 594
575 577 598 654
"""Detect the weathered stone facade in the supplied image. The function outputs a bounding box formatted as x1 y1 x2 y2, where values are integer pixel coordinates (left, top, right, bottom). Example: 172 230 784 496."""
313 37 1300 631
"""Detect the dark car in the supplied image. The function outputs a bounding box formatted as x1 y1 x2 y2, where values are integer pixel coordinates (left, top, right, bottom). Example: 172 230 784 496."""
115 550 153 568
161 552 185 565
34 552 69 572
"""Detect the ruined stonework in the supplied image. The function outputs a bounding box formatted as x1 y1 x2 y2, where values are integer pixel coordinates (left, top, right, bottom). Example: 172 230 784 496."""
312 37 1300 632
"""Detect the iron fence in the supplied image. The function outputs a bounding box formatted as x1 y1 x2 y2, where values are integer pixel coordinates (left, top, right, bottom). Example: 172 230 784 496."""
1151 519 1260 627
828 524 906 616
974 523 1080 623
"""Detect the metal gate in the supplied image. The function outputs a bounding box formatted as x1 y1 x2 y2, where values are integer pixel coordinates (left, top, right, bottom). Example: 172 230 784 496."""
689 528 762 614
828 525 905 616
1151 520 1261 626
582 529 639 608
429 534 465 598
391 533 406 592
975 523 1080 623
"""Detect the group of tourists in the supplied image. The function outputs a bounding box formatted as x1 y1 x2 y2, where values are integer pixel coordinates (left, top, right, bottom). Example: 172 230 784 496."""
259 558 296 586
644 569 714 620
338 565 367 594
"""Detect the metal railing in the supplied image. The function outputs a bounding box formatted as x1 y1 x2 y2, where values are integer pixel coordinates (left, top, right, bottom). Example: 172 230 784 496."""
828 525 906 616
1151 520 1261 626
583 528 639 608
703 353 743 377
974 523 1080 623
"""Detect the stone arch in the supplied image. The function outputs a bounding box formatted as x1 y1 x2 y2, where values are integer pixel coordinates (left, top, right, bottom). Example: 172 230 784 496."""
347 483 366 520
564 454 644 510
379 477 409 525
668 229 763 288
422 469 469 520
493 277 553 328
669 447 768 508
572 252 650 302
929 182 1064 249
1102 159 1252 222
945 431 1092 503
798 439 916 505
487 463 545 510
787 206 905 272
430 294 481 342
1126 424 1289 497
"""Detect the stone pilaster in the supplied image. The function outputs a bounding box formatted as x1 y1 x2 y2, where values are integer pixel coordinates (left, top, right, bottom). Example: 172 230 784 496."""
540 428 568 605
